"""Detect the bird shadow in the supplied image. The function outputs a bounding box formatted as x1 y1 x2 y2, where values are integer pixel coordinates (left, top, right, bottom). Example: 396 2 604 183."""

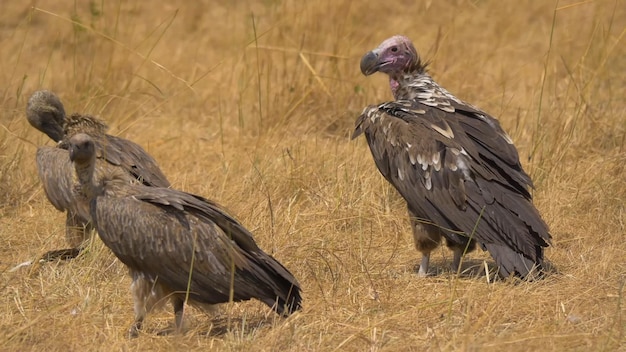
153 314 275 338
413 257 559 282
198 315 274 337
39 247 82 261
413 258 498 280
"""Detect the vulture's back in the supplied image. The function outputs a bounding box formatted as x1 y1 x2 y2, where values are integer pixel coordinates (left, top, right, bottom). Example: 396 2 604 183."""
100 134 170 188
63 113 170 188
92 185 302 314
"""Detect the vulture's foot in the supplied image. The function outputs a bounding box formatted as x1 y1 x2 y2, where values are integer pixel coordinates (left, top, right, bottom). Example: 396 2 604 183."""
156 327 181 336
39 247 82 262
128 320 143 339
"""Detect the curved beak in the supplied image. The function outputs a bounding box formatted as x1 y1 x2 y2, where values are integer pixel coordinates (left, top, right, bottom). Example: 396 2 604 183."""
43 121 64 142
26 110 65 143
68 145 77 162
360 50 380 76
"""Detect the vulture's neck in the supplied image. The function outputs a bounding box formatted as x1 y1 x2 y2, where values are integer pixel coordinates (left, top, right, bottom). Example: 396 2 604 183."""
75 158 99 199
389 71 461 103
390 71 440 101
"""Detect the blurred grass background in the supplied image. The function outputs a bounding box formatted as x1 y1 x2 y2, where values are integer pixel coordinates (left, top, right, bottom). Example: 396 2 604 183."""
0 0 624 350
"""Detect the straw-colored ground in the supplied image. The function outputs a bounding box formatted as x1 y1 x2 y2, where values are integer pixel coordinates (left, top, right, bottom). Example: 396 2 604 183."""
1 0 624 351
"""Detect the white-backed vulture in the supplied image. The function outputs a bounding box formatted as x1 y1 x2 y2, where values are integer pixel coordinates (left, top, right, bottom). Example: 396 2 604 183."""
67 133 302 337
26 90 170 261
353 35 551 279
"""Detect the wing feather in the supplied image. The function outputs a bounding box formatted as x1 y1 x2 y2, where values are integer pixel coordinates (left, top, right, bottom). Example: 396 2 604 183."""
92 188 301 313
36 146 93 247
99 135 170 188
61 113 170 188
128 187 261 253
451 102 533 193
354 100 551 276
35 147 75 212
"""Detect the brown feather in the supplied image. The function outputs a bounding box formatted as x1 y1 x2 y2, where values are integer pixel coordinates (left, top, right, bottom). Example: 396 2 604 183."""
27 90 171 261
355 99 550 278
356 36 551 279
67 133 301 336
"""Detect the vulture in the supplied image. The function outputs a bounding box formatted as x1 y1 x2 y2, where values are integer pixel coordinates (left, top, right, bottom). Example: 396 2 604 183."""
67 133 302 337
26 90 170 261
353 35 551 279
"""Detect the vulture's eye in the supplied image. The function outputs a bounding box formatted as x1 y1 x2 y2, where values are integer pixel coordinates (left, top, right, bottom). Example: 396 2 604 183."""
390 46 398 53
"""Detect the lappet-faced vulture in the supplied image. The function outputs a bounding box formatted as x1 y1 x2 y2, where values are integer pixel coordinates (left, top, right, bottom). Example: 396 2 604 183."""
353 35 551 279
26 90 170 261
68 133 302 337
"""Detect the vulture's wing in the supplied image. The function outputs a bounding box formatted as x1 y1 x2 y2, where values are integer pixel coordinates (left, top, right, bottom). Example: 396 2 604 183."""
92 186 301 314
35 146 76 212
35 146 92 248
127 187 262 253
353 100 550 277
449 100 534 194
62 113 170 188
97 135 170 188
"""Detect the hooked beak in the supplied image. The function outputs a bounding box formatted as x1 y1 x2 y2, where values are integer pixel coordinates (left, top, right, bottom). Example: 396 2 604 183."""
68 146 77 162
360 50 380 76
43 120 64 142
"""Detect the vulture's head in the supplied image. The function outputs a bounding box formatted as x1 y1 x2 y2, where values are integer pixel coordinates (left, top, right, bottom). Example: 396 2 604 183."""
68 133 96 165
360 35 422 77
26 90 67 142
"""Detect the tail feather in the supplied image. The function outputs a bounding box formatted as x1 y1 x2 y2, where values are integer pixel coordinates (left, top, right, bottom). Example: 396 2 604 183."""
482 242 544 280
247 252 302 315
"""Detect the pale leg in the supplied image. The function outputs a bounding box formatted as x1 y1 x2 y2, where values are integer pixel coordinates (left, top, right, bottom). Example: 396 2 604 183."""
418 254 430 277
128 277 148 338
445 237 476 274
409 208 441 277
452 247 463 273
128 274 166 338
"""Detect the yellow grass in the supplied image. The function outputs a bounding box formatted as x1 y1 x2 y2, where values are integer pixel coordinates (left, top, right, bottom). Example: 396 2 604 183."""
1 0 624 350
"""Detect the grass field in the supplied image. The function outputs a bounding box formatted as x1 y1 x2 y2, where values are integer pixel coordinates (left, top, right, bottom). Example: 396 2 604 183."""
1 0 624 351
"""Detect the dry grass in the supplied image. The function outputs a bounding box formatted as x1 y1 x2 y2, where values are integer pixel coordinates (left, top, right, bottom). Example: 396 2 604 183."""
1 0 624 350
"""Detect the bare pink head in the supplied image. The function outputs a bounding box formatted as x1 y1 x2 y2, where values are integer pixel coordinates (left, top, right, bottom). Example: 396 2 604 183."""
360 35 424 77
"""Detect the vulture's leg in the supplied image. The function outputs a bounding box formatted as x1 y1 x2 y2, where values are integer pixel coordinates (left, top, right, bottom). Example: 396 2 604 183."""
65 211 92 248
148 298 186 337
408 209 441 277
452 247 463 272
418 254 430 277
173 298 185 333
128 274 151 338
154 297 185 336
446 238 476 273
38 213 91 263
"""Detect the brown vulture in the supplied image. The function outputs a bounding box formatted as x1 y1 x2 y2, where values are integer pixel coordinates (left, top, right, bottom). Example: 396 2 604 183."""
67 133 302 337
353 35 551 279
26 90 170 261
